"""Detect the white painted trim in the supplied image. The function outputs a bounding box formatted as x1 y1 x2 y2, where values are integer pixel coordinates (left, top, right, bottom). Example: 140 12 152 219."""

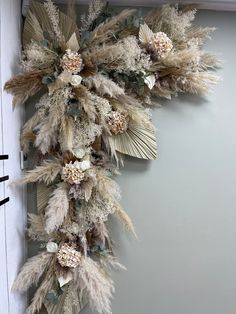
0 0 27 313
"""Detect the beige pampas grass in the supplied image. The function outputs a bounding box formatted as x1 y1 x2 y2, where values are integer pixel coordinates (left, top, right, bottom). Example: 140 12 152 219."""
100 255 127 271
45 183 69 233
115 205 137 238
21 159 62 185
26 271 55 314
12 252 52 292
4 71 43 108
85 36 151 73
22 42 57 72
34 88 69 154
44 0 64 43
27 214 49 241
80 0 105 32
91 9 136 44
34 115 58 154
21 96 49 153
145 5 196 42
75 256 114 314
83 74 125 97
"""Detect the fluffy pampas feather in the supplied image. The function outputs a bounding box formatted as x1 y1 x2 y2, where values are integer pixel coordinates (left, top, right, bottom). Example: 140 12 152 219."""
20 159 62 185
4 71 43 108
45 183 69 233
75 256 114 314
12 252 52 292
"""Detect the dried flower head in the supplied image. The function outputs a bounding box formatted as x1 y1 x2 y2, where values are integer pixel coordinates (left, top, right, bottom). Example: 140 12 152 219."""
57 244 81 268
148 32 173 58
108 111 129 135
62 49 83 73
62 161 85 184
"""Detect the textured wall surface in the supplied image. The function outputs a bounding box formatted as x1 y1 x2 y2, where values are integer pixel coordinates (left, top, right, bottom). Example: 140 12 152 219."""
79 10 236 314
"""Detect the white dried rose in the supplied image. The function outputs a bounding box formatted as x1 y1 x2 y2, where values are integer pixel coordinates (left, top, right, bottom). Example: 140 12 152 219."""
69 222 80 234
73 148 85 159
46 241 58 253
79 160 90 171
71 75 82 87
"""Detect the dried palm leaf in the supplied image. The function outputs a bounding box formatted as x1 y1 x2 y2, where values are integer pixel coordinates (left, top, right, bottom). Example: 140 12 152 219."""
37 183 53 213
44 283 88 314
27 213 49 241
139 23 153 45
23 10 44 45
66 32 80 51
108 124 157 160
23 0 80 48
67 0 77 23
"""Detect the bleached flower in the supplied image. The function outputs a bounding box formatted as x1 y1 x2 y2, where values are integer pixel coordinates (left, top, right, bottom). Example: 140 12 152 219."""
108 111 129 135
73 148 86 159
144 74 156 90
57 244 81 268
68 222 80 234
62 49 83 73
71 75 82 87
46 241 58 253
148 32 173 58
79 160 91 171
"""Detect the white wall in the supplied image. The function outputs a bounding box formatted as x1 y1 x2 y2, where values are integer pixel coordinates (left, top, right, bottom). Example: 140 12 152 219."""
80 9 236 314
0 0 27 313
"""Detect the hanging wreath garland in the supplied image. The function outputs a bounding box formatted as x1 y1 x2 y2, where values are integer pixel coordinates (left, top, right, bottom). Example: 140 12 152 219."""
4 1 220 313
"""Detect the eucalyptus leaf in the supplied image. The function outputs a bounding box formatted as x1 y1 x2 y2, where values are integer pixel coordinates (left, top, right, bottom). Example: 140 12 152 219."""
66 102 80 117
46 290 59 303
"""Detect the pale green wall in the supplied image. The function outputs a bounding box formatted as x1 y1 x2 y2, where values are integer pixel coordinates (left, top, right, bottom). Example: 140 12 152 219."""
81 9 236 314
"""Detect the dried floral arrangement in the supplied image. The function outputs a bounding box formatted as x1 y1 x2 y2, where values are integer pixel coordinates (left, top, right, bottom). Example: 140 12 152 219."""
4 1 220 313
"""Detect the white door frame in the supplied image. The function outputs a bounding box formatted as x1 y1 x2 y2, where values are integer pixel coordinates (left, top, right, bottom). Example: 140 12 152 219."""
0 0 27 313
